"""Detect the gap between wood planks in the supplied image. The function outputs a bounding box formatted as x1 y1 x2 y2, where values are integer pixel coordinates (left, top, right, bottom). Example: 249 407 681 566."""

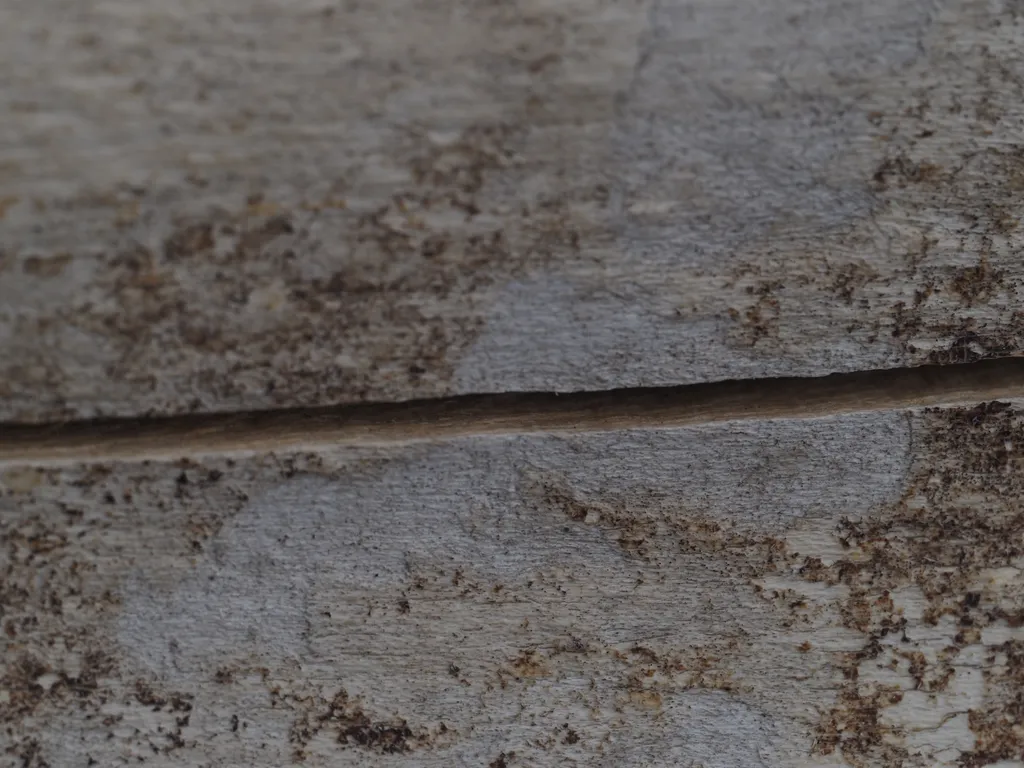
2 358 1024 465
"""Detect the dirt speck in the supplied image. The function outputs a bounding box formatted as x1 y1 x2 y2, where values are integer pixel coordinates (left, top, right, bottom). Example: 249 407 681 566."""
949 257 1005 307
814 688 908 766
21 253 72 278
627 690 663 710
872 154 942 189
288 688 435 758
509 650 549 679
728 280 783 347
828 263 879 305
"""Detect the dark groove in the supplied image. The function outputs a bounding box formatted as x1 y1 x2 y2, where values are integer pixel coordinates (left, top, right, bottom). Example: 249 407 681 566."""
2 358 1023 464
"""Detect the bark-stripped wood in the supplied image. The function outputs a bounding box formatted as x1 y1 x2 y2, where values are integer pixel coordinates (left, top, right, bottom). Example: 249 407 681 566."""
3 0 1024 420
4 403 1024 767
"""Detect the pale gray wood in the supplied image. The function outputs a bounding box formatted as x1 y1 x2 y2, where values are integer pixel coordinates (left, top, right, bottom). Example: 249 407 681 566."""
3 0 1024 420
4 404 1024 766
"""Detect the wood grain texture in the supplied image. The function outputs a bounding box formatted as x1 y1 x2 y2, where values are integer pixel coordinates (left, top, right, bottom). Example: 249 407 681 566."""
4 403 1024 767
3 0 1024 421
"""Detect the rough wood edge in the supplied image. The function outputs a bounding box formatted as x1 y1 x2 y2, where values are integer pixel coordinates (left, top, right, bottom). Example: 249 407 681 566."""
2 358 1023 465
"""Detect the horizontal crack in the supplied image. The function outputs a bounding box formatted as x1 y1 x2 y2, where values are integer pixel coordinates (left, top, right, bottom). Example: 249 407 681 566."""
1 358 1024 465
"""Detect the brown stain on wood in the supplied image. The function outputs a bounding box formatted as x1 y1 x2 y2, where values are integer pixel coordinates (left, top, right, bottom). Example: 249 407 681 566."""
803 402 1024 766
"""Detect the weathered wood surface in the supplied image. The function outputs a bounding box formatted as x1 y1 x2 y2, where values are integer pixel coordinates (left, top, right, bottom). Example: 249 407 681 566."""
4 403 1024 767
3 0 1024 421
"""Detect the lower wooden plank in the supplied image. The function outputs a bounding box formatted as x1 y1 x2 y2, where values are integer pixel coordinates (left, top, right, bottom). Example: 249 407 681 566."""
3 405 1024 766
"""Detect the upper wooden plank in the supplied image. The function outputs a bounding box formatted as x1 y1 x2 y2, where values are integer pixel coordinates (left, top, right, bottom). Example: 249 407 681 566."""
2 0 1024 421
